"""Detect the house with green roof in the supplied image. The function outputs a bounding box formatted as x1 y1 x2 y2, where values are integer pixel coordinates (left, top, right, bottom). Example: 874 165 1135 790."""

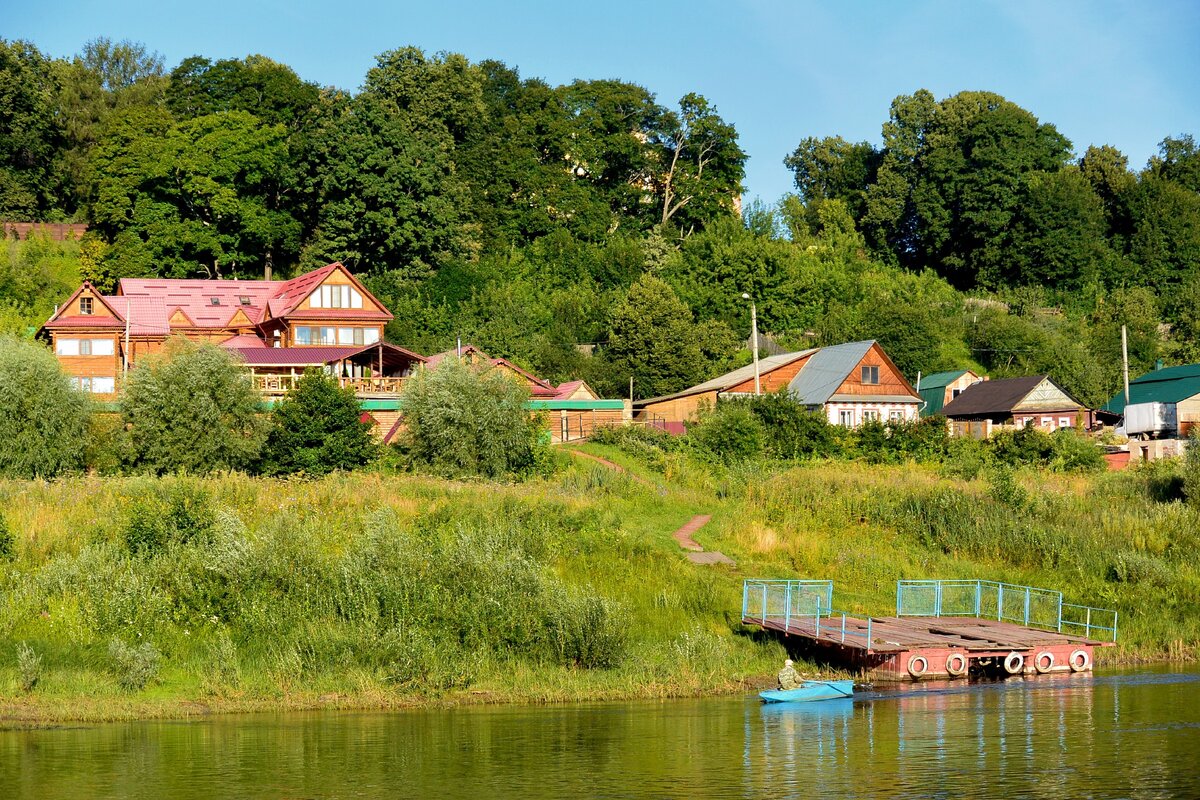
917 369 982 417
1102 363 1200 438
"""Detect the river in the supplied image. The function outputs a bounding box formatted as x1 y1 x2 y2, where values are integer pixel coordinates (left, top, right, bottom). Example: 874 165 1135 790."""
3 666 1198 798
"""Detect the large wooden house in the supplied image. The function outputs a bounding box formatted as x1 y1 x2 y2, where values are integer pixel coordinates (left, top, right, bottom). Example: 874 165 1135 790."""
633 340 922 426
41 264 625 440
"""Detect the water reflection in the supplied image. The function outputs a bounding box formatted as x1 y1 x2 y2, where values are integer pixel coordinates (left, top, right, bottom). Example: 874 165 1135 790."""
2 668 1198 799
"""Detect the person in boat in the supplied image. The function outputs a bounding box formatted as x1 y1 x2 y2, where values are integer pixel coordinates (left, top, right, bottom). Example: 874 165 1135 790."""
777 659 802 690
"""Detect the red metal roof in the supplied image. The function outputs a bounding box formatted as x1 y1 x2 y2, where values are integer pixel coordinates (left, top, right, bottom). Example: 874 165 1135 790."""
106 296 171 336
228 342 426 367
219 334 269 349
284 308 391 320
45 315 123 328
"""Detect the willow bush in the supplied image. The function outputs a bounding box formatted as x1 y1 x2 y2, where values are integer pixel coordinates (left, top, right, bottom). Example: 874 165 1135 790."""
0 335 89 478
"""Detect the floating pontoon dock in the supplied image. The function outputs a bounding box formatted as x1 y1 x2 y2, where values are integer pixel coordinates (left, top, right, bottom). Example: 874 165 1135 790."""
742 580 1117 682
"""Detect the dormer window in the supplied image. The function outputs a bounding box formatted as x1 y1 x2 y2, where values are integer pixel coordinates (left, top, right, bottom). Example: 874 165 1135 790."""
309 284 363 309
239 296 251 306
210 297 221 306
80 297 93 315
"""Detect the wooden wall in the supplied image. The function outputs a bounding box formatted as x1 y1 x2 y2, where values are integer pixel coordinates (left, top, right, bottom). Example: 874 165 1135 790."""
637 391 716 423
727 355 811 394
835 343 917 397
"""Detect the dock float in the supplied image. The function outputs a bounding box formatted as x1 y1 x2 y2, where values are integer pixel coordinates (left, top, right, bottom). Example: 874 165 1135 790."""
742 579 1117 682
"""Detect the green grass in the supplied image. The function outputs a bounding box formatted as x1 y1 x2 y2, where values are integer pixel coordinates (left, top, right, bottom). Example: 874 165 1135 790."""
0 451 1197 723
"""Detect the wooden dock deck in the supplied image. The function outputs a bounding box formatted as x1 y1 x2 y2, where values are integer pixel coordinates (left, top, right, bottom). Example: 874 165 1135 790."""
742 579 1117 681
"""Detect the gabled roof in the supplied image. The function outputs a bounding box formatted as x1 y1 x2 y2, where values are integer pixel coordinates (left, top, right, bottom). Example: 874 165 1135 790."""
1102 363 1200 414
41 282 126 330
424 345 558 396
637 350 818 405
918 369 972 417
788 340 878 405
940 375 1082 417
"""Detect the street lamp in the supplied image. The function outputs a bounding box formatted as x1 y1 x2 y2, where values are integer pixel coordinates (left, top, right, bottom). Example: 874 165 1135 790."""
742 292 761 395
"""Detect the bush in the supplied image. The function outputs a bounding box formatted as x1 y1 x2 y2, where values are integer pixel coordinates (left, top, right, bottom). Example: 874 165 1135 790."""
123 481 215 555
987 464 1028 508
545 591 627 669
260 369 378 476
1048 429 1105 473
688 402 765 464
108 637 161 691
16 642 41 692
941 436 988 480
0 335 89 478
121 338 267 474
990 425 1055 467
0 514 13 560
398 357 549 479
1184 431 1200 508
737 393 838 458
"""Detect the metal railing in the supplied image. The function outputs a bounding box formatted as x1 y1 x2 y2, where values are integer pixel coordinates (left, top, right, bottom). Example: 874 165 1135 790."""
252 375 405 396
742 580 875 649
896 580 1118 642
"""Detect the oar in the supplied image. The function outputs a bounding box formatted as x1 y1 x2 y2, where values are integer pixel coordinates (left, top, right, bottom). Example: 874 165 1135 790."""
801 679 855 697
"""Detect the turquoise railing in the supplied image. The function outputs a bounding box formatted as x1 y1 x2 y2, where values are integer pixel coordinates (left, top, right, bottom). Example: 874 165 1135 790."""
741 580 874 649
895 580 1118 642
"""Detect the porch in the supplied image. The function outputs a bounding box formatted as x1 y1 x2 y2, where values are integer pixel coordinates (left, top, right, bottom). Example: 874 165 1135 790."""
252 374 407 397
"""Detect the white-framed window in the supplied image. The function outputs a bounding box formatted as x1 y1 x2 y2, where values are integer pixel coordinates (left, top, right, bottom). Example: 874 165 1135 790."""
863 409 880 423
861 365 880 385
55 338 114 356
951 388 963 398
309 284 363 309
70 376 116 394
1040 416 1053 428
889 410 904 422
338 327 354 345
79 296 93 315
293 326 311 345
839 409 855 427
364 328 379 345
1059 417 1072 429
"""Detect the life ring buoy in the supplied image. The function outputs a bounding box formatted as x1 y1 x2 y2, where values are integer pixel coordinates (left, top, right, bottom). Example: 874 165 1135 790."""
1069 649 1091 672
908 655 929 678
946 652 968 677
1003 652 1024 675
1034 652 1055 674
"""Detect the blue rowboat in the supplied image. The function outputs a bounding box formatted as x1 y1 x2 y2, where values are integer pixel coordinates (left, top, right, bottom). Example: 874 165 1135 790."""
759 679 855 703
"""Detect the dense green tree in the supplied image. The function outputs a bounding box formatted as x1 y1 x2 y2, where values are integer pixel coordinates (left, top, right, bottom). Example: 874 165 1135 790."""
0 336 89 477
1078 144 1136 243
260 369 378 476
0 40 67 217
1125 173 1200 287
398 357 546 479
1005 168 1111 289
166 54 319 128
88 107 301 279
784 135 881 219
121 339 267 474
652 93 745 232
0 235 83 333
603 274 723 399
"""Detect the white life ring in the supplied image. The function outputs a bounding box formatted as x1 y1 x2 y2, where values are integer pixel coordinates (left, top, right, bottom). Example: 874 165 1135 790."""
1034 651 1055 674
1003 651 1024 675
908 655 929 678
946 652 968 677
1069 649 1091 672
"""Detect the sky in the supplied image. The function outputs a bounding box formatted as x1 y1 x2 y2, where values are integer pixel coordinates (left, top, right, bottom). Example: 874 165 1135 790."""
7 0 1200 204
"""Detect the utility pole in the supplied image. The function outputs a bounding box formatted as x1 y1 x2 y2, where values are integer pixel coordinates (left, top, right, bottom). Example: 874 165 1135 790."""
1121 324 1130 405
743 293 761 395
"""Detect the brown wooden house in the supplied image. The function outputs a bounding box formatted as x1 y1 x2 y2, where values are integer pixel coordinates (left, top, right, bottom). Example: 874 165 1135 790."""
939 375 1090 437
634 340 922 426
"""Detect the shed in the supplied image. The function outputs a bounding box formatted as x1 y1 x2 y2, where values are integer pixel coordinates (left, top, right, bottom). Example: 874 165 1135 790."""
917 369 983 417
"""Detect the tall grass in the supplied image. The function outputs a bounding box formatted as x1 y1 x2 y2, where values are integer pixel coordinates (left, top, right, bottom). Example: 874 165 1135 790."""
0 452 1196 722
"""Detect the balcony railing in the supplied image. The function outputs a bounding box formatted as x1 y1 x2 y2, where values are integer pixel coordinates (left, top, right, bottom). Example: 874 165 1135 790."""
252 375 406 396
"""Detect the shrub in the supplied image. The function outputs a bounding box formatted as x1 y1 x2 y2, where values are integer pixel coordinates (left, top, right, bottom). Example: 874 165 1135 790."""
398 357 549 479
121 338 267 474
545 592 627 669
990 425 1055 467
108 637 161 691
738 393 837 459
941 436 988 480
206 629 240 689
0 335 89 478
16 642 41 692
987 464 1027 508
123 481 215 555
1184 431 1200 508
260 369 378 476
688 402 765 464
1048 429 1105 473
0 514 13 560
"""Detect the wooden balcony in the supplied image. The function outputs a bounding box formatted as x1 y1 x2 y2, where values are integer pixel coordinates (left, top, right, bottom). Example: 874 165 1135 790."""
252 375 406 397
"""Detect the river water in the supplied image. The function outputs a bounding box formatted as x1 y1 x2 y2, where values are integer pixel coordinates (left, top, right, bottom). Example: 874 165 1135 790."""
3 666 1198 799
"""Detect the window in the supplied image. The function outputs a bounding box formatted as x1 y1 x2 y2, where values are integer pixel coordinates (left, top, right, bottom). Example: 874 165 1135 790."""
951 388 963 399
1040 416 1053 428
55 338 113 356
1059 417 1072 429
839 410 855 427
70 376 115 394
861 365 880 385
294 326 311 345
889 410 904 422
309 284 363 309
239 296 252 306
319 327 335 344
79 297 93 315
338 327 354 345
863 410 880 423
364 328 379 345
210 297 221 306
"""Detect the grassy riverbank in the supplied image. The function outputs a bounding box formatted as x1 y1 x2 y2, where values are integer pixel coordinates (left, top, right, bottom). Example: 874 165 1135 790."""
1 451 1198 723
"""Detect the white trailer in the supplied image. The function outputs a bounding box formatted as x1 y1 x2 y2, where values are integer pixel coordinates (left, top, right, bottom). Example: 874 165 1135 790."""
1120 402 1177 438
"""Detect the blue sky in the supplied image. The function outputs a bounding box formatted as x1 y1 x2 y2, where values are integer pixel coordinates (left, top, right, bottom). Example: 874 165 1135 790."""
9 0 1200 203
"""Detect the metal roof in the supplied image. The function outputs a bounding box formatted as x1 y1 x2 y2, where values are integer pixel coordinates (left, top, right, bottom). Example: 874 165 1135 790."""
786 340 875 405
917 370 971 417
635 350 818 406
1102 363 1200 414
940 375 1083 417
229 342 425 367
